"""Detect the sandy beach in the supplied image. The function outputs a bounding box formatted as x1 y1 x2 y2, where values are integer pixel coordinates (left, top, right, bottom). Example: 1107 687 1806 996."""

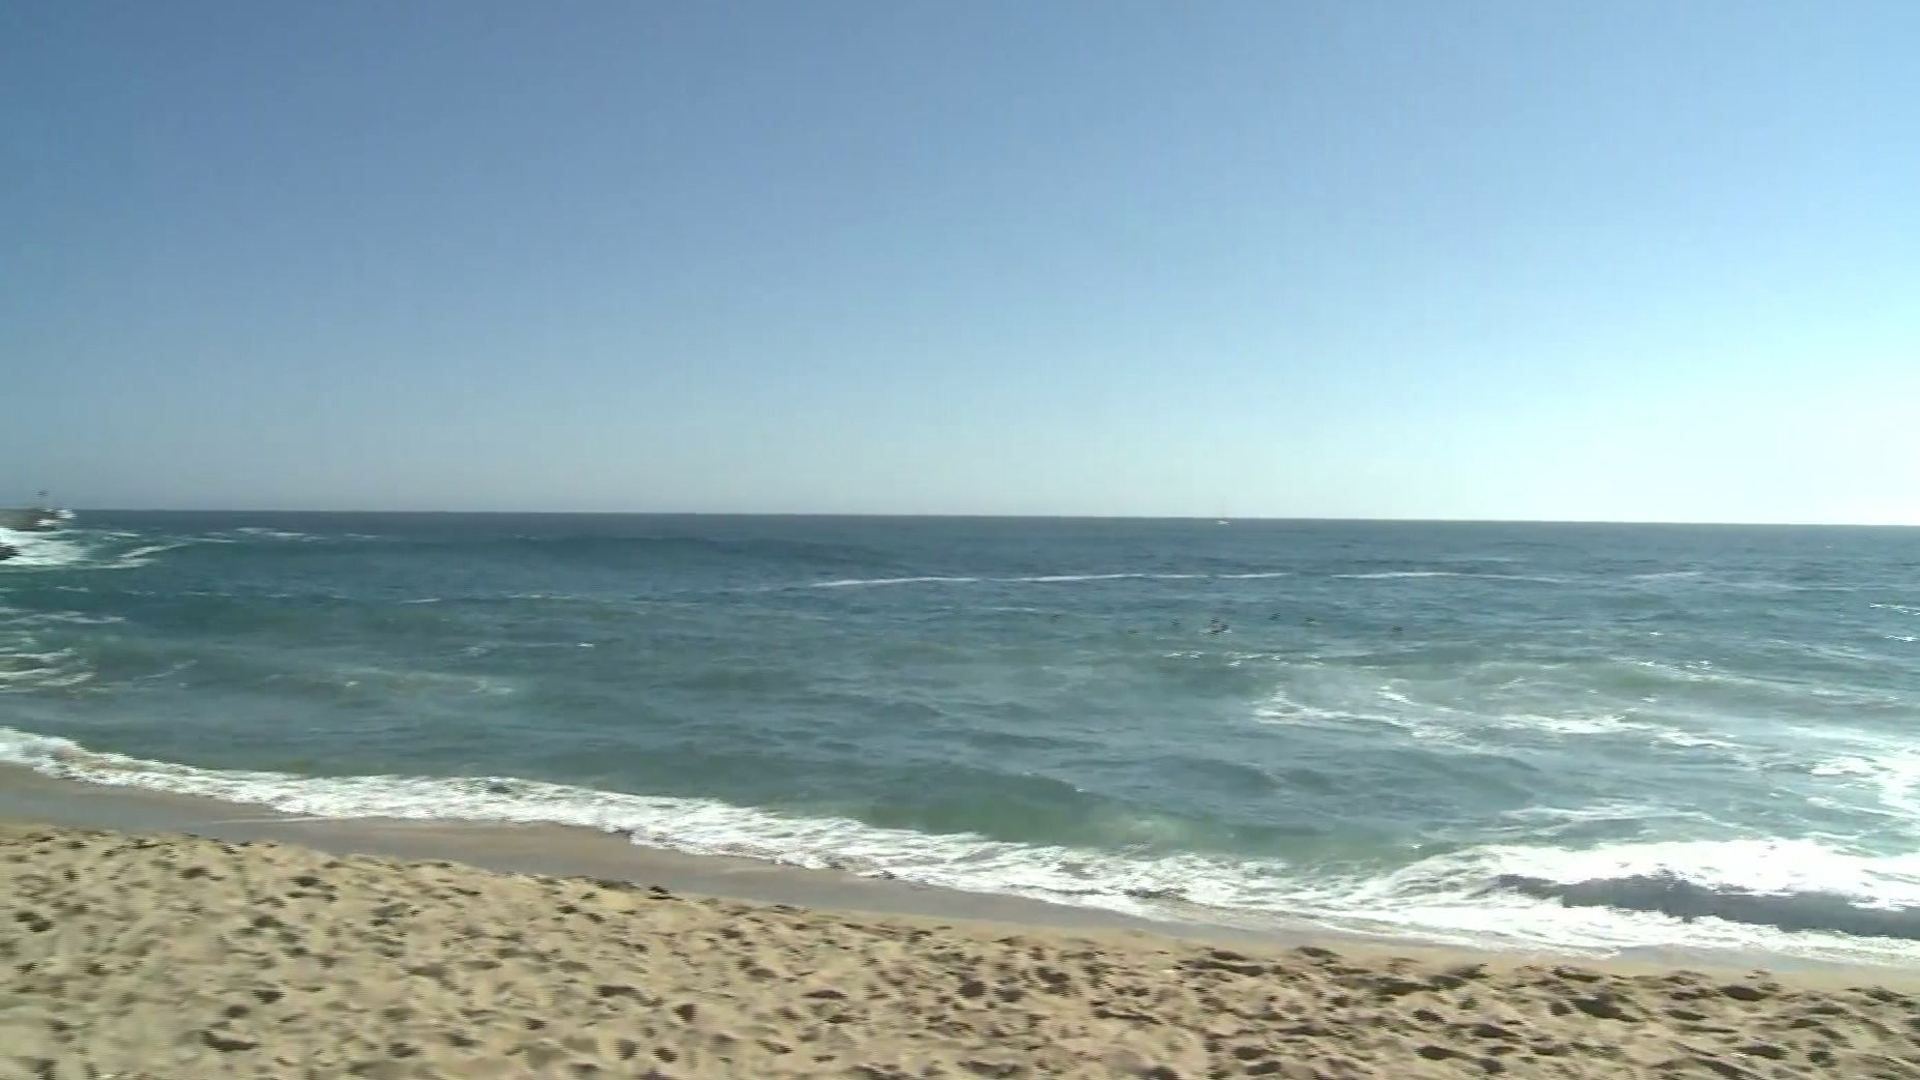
5 822 1918 1079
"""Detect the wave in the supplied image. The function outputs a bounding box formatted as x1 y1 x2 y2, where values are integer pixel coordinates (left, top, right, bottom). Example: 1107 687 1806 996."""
7 527 1303 590
1256 838 1920 963
487 533 894 567
118 542 198 563
1491 872 1920 941
1651 730 1743 750
1810 751 1920 822
1463 837 1920 910
808 576 981 589
1022 573 1200 583
793 571 1285 590
1331 570 1568 584
1251 654 1867 774
224 527 324 542
1494 712 1646 738
4 728 1919 963
0 661 91 690
0 528 93 569
0 726 1282 917
0 526 207 572
2 610 125 628
0 599 100 690
91 528 901 572
1617 659 1887 704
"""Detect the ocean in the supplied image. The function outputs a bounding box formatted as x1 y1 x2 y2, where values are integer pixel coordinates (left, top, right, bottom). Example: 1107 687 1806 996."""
3 513 1918 965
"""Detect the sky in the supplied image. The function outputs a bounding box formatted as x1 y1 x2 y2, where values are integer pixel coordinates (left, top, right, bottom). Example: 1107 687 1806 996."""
3 1 1916 522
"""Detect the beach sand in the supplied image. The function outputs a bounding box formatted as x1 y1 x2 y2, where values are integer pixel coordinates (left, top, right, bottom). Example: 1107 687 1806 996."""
4 822 1919 1079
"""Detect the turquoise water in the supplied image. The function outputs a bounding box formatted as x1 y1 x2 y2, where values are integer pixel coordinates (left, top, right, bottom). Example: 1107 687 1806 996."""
4 513 1919 963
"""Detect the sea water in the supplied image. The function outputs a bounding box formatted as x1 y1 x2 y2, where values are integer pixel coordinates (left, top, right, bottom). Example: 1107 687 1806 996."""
3 513 1917 964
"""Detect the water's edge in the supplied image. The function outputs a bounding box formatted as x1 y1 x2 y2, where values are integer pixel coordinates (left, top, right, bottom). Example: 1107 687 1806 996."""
0 764 1872 977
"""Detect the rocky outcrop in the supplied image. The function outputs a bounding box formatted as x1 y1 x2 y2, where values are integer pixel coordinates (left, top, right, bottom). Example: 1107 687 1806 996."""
0 509 61 531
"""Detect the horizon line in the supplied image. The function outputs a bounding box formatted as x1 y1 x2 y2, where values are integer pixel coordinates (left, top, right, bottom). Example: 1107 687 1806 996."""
53 508 1920 529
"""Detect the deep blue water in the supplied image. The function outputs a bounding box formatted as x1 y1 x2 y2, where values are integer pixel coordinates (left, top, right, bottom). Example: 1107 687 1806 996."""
4 513 1919 963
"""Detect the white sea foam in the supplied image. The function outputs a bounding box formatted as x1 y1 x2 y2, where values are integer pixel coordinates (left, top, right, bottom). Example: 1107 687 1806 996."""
1263 838 1920 963
1497 800 1684 826
1017 573 1202 583
1264 672 1755 758
6 611 126 628
0 525 209 572
1811 751 1920 824
807 576 982 589
119 542 196 564
1627 570 1706 581
2 726 1916 964
1325 570 1572 585
1470 837 1920 907
1651 730 1742 750
1249 684 1440 738
0 603 97 690
1495 712 1645 737
0 648 92 690
227 528 321 541
0 725 1281 918
0 528 92 569
795 571 1274 590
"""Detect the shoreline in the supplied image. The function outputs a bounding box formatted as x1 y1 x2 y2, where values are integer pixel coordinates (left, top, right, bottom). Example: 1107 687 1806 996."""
0 763 1211 943
7 818 1920 1078
0 765 1902 979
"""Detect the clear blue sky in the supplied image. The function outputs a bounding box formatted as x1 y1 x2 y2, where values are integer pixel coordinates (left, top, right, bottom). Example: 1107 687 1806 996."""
4 1 1916 521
